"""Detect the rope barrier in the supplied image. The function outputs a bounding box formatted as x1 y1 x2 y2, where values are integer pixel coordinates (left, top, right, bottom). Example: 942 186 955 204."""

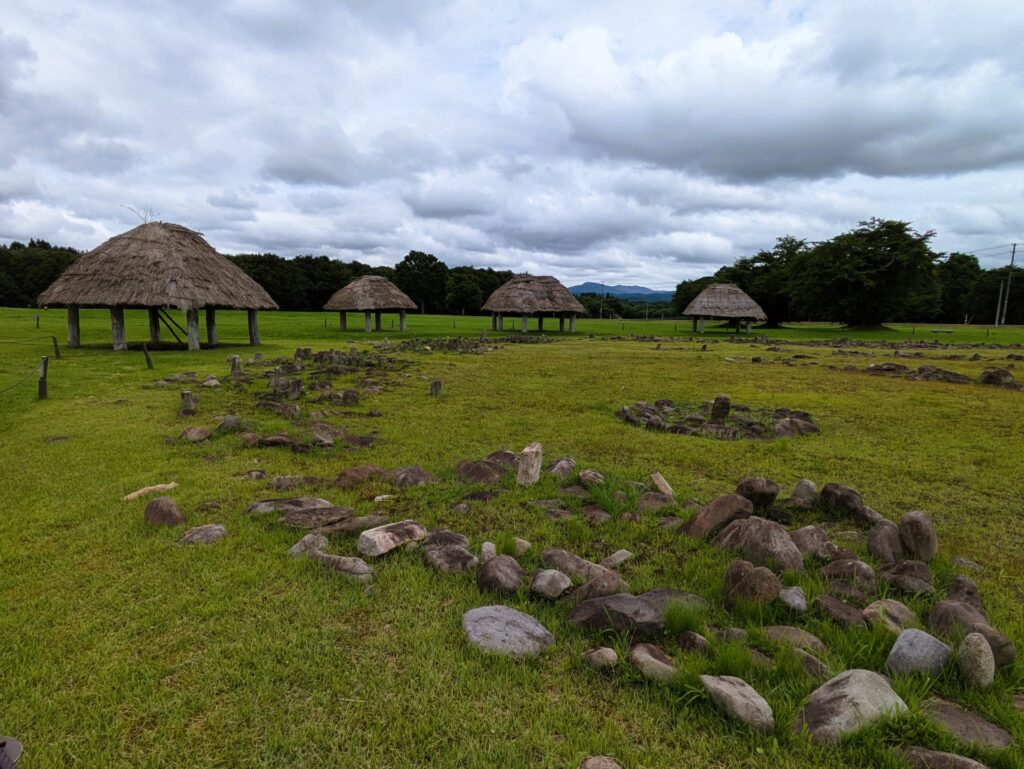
0 362 41 395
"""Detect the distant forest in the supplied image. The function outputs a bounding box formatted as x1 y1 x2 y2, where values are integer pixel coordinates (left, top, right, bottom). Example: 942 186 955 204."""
1 218 1019 325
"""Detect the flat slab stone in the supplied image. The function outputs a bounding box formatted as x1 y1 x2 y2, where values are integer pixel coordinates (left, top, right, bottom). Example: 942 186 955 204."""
246 497 333 514
795 669 907 744
179 524 226 545
357 520 427 556
462 605 554 658
924 697 1013 749
424 545 479 573
701 674 774 733
319 514 388 535
281 506 355 529
288 532 327 556
312 552 375 581
901 746 988 769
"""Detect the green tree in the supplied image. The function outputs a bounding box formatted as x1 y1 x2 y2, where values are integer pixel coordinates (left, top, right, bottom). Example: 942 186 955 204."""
935 252 982 323
717 235 806 326
785 218 940 327
445 268 484 314
967 266 1023 325
393 251 449 313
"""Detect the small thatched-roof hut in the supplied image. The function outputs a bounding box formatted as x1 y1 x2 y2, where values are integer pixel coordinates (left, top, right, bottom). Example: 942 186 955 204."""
38 222 278 350
323 275 416 332
482 275 586 333
682 282 766 332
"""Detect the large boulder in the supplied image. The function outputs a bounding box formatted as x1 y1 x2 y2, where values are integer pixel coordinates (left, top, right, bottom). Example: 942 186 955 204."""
144 497 185 526
281 506 355 529
424 545 478 573
821 558 877 593
455 459 505 486
794 669 908 744
567 593 664 635
878 560 934 596
683 494 753 539
789 525 832 560
541 548 606 582
357 520 427 557
820 483 881 525
735 477 780 508
422 529 470 550
716 517 803 572
929 601 1016 667
462 605 554 658
886 628 951 675
701 675 774 733
899 511 938 562
867 520 903 564
724 560 781 606
924 698 1013 749
791 479 818 505
476 554 524 594
946 576 985 613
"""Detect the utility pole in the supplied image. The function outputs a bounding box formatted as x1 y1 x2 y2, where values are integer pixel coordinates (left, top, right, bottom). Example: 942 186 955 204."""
1001 243 1016 325
996 280 1006 325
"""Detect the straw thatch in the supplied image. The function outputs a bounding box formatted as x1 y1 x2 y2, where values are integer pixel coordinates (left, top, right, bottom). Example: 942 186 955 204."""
37 222 278 310
482 275 586 315
682 283 766 321
323 275 416 312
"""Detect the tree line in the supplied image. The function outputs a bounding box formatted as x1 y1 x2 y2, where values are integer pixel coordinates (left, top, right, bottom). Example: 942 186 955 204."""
672 219 1020 327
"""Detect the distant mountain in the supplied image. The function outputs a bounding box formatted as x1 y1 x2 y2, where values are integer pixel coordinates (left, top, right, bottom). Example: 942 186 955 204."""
570 282 674 301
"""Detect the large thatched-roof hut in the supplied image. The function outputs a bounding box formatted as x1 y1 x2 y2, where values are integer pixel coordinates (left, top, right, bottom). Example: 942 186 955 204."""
323 275 416 332
682 282 766 332
37 222 278 350
482 275 586 333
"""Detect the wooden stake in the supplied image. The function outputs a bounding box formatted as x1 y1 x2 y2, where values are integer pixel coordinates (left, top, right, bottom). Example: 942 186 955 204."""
38 355 48 400
51 336 61 358
142 343 154 370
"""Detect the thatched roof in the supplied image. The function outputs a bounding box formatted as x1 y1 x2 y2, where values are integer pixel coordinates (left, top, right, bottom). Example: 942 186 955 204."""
37 222 278 310
323 275 417 311
682 282 767 321
481 275 586 315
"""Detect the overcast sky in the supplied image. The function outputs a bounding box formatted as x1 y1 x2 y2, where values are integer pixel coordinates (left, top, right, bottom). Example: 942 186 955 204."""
2 1 1023 287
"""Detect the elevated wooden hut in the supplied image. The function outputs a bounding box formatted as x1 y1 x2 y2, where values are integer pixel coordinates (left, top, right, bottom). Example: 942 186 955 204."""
323 275 417 332
482 274 586 333
37 222 277 350
682 282 766 332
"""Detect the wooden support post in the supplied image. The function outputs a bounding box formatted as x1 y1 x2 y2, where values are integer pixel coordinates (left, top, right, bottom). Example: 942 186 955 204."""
51 336 61 358
520 315 528 333
339 312 347 331
692 317 697 332
399 310 407 332
206 307 218 346
698 318 705 333
559 316 565 332
141 343 154 370
35 314 40 329
67 306 81 348
569 315 576 334
538 316 544 332
110 307 127 351
491 314 497 331
497 314 502 330
186 309 200 351
247 310 261 345
364 312 372 333
374 311 382 331
148 308 161 344
38 355 48 400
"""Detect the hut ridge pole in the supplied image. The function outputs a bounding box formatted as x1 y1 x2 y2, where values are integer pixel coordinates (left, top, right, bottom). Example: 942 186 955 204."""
364 312 371 333
148 308 161 344
67 306 80 348
186 309 200 351
339 312 347 331
399 310 406 332
206 307 218 346
110 307 127 351
247 310 261 345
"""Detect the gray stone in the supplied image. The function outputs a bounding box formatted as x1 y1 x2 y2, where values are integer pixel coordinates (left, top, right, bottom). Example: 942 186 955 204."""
281 506 354 529
477 554 524 594
313 552 375 581
512 537 531 555
954 557 984 573
958 632 995 689
383 465 438 488
813 594 865 627
319 514 388 535
792 648 830 679
515 442 543 486
180 426 211 443
582 504 612 523
579 757 622 769
764 625 827 653
567 593 664 635
821 558 877 593
288 532 327 557
929 601 1016 668
792 478 818 504
867 520 903 564
422 529 470 550
547 457 576 478
676 630 712 656
899 511 939 562
456 459 505 486
357 520 427 556
901 746 988 769
724 559 781 606
701 675 774 733
245 497 333 515
599 549 634 569
794 669 908 744
541 548 606 582
683 494 754 539
582 647 618 670
716 516 803 572
628 643 677 682
789 525 832 560
480 541 497 563
570 570 628 605
886 628 951 675
650 471 674 497
635 491 674 513
333 465 386 488
144 497 185 527
946 576 985 613
820 483 880 524
579 468 606 488
879 560 935 595
179 523 226 545
778 586 808 613
462 605 554 658
424 545 479 573
864 599 920 634
924 697 1013 749
530 569 572 599
735 477 780 508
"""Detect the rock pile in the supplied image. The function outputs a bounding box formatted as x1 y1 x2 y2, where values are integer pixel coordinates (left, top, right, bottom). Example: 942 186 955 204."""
617 397 819 440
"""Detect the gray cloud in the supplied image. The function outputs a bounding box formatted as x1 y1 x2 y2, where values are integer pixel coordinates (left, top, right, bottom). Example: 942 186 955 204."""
2 2 1023 285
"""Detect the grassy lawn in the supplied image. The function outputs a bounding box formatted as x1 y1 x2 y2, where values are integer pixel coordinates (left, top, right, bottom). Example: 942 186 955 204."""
1 307 1022 768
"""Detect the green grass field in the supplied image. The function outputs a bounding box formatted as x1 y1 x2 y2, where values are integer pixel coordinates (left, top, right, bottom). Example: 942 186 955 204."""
1 307 1022 768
